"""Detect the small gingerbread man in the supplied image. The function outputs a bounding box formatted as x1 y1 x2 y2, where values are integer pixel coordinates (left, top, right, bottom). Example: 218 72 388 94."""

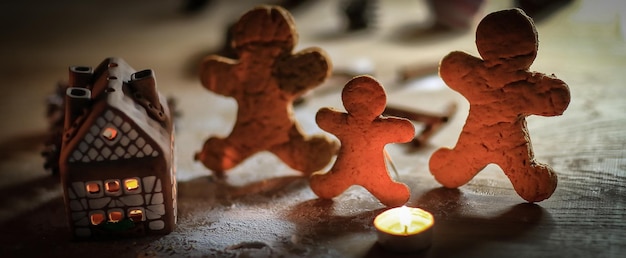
429 9 571 202
310 76 415 207
195 5 337 177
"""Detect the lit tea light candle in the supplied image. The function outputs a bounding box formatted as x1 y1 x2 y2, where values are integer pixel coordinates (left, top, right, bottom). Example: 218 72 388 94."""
373 206 434 253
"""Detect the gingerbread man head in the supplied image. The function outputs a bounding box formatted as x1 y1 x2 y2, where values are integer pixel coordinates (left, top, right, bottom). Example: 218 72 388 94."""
476 8 538 70
342 76 387 120
232 6 296 54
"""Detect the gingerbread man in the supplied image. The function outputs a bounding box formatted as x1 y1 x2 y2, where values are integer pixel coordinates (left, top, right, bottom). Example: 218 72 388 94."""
429 9 571 202
310 76 415 207
195 5 337 177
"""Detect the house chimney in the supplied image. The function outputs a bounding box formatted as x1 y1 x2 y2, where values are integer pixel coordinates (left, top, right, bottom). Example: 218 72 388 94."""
68 66 94 88
64 87 91 131
129 69 162 112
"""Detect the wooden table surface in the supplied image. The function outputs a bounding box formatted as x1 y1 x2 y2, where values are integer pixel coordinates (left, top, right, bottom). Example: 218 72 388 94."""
0 0 624 257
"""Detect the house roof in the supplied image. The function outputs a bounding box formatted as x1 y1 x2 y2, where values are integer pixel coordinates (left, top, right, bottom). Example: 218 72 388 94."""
62 57 172 164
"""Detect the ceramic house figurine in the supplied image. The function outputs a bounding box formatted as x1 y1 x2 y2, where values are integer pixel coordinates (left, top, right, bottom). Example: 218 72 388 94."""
59 57 177 239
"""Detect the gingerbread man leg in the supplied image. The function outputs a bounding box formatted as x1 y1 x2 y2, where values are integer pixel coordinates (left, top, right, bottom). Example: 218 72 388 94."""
499 146 558 202
269 126 337 175
309 171 352 200
310 168 410 206
195 136 257 177
363 179 410 207
429 133 490 188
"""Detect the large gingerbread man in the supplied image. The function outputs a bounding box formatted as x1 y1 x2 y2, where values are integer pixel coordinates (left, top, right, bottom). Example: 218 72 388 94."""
310 76 415 207
429 9 571 202
195 6 337 177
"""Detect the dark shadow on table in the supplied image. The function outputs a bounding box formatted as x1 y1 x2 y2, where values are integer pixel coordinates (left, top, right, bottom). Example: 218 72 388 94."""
0 162 309 257
0 192 165 258
365 187 553 258
284 198 384 240
178 174 309 206
0 175 60 212
0 131 60 219
0 131 47 162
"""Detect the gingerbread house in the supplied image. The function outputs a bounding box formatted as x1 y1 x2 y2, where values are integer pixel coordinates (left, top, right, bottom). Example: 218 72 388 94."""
59 57 176 239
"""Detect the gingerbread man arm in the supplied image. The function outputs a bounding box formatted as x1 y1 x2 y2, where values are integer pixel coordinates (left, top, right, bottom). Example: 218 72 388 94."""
375 117 415 143
439 51 483 95
509 73 571 117
199 55 240 97
315 107 346 136
275 47 331 96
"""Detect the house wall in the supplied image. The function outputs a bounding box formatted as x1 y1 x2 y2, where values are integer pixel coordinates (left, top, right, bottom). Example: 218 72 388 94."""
61 157 176 238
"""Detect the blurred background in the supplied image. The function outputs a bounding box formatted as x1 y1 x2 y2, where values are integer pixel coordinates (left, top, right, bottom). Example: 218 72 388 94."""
0 0 624 257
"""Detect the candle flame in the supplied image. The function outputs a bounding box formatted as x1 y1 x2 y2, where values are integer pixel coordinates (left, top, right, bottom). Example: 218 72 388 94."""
374 206 434 237
399 205 411 234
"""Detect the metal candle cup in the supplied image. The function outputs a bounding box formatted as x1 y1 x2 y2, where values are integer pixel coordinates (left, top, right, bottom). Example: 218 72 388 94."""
373 206 434 253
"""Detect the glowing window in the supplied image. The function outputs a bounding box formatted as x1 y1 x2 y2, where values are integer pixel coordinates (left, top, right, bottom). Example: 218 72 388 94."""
109 211 123 222
128 209 144 222
86 182 100 194
102 127 118 140
124 178 139 191
105 180 120 192
90 213 105 225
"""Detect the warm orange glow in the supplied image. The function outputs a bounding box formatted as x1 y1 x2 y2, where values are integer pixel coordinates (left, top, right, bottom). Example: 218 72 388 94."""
102 127 118 140
86 183 100 194
105 180 120 192
124 178 139 191
374 206 435 252
90 213 105 225
109 211 123 222
374 206 434 236
128 209 143 222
